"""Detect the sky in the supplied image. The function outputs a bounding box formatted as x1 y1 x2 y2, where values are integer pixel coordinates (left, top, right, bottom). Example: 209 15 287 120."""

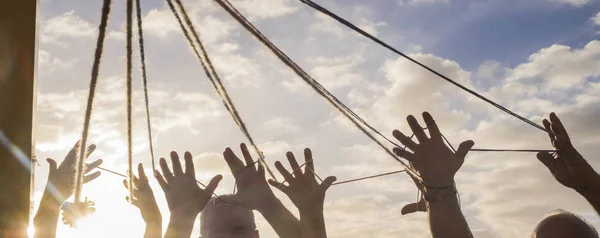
33 0 600 237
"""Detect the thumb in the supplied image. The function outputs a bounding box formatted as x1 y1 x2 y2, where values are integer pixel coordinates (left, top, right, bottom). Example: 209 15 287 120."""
401 201 426 215
320 176 337 191
455 140 475 161
537 152 554 171
47 158 58 175
204 174 223 195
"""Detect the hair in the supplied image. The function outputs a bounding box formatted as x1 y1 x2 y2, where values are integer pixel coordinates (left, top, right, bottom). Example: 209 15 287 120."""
200 195 256 235
532 209 599 238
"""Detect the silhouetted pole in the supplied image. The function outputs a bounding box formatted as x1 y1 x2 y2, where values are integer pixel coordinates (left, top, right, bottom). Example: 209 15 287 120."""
0 0 38 237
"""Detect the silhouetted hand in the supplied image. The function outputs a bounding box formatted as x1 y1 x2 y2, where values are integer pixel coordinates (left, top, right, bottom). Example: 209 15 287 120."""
45 140 103 204
268 148 336 215
123 163 161 225
537 113 600 193
222 143 275 211
392 112 474 188
156 151 222 221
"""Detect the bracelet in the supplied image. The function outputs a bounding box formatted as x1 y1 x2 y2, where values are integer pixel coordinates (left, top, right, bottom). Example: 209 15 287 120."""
422 186 457 203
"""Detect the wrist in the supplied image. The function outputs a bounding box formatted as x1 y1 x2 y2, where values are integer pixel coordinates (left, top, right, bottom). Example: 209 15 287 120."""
576 176 600 197
256 195 280 214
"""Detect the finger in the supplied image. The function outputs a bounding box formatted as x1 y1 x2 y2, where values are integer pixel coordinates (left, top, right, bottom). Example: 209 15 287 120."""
393 130 418 150
126 196 140 207
84 159 103 174
46 158 58 175
170 151 184 176
123 179 138 191
275 161 294 182
203 174 223 195
240 143 255 169
286 151 302 177
83 171 101 184
401 201 426 215
159 157 174 182
223 147 245 177
184 152 195 179
455 140 475 162
63 140 82 165
393 148 414 163
155 170 168 191
258 163 266 180
549 112 571 141
137 163 147 181
407 115 428 143
85 144 97 159
304 148 315 174
422 112 442 139
268 179 289 194
543 119 554 143
537 152 554 171
320 176 337 191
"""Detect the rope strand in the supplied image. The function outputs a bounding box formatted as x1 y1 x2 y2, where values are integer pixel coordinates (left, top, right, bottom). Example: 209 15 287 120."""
126 0 135 203
164 0 278 181
135 0 157 172
213 0 420 181
74 0 112 204
298 0 553 136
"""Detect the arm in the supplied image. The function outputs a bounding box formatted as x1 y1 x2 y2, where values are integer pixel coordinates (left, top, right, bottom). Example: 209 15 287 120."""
123 163 162 238
393 112 474 238
268 148 336 238
156 151 222 238
34 141 102 238
222 144 301 238
537 112 600 215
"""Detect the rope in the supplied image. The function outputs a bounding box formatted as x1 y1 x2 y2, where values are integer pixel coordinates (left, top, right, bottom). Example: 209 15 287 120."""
298 0 554 137
214 0 420 181
126 0 135 203
74 0 112 204
135 0 157 172
164 0 278 181
333 170 406 186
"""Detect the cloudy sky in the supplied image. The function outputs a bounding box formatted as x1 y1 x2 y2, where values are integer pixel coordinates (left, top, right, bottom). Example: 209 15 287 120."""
33 0 600 237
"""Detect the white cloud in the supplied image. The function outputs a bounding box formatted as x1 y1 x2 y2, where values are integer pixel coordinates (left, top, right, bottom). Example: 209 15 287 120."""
41 11 95 45
506 40 600 89
230 0 297 20
592 12 600 26
550 0 589 7
38 50 78 74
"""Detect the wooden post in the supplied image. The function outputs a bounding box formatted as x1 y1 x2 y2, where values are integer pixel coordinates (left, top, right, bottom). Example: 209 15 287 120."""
0 0 38 237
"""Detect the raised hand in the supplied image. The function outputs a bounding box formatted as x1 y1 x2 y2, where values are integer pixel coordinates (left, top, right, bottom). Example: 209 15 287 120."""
536 113 600 215
123 163 161 229
35 140 102 238
156 151 222 220
392 112 473 188
222 143 302 237
268 149 336 215
392 112 474 238
46 140 103 204
157 151 222 237
222 143 274 211
537 113 600 193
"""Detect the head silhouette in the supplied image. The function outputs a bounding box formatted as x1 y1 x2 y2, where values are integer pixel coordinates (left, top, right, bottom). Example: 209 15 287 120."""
532 209 598 238
200 195 259 238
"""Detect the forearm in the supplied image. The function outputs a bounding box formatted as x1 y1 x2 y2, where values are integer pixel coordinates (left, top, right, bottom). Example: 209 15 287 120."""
577 178 600 216
165 216 195 238
258 198 301 238
299 210 327 238
427 194 473 238
33 193 61 238
143 221 163 238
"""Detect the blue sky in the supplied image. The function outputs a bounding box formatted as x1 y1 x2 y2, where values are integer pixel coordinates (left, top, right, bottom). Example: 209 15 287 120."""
34 0 600 237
